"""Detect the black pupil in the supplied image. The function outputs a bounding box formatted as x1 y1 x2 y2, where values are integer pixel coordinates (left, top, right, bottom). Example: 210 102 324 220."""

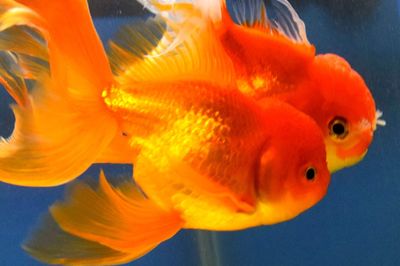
306 168 316 181
332 122 345 136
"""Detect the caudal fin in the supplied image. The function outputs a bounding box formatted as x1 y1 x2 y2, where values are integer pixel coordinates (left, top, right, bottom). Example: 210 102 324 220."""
15 0 113 88
24 171 183 265
0 0 118 186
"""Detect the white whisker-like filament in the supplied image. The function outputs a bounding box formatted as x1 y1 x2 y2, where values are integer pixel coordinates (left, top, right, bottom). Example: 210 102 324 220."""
375 109 386 129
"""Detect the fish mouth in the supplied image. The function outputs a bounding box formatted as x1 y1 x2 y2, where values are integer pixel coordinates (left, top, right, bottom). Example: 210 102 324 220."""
326 114 379 173
327 149 368 173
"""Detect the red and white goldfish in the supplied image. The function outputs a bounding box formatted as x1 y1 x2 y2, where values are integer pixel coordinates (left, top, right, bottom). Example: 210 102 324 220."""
138 0 384 172
0 0 331 265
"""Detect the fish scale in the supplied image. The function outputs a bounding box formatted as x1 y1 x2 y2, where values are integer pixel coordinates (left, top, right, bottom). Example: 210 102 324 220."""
104 81 267 207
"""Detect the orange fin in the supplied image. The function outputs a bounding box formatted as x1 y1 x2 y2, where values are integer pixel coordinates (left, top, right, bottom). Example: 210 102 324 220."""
108 16 236 88
0 51 29 106
145 0 309 44
0 26 49 79
0 0 49 78
0 74 118 186
0 1 118 186
227 0 309 44
23 214 140 266
0 0 45 31
108 17 166 75
24 171 183 265
0 26 48 61
16 0 113 89
0 2 50 80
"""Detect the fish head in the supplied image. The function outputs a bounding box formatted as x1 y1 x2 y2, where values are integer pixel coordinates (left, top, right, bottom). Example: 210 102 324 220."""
256 102 330 222
308 54 379 172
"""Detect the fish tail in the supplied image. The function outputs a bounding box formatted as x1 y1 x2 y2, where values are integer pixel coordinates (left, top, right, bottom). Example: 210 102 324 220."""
24 171 183 265
15 0 113 88
0 0 119 186
0 0 49 80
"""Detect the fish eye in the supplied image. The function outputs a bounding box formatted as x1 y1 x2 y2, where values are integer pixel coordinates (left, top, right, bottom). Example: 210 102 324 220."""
329 117 348 139
305 167 317 181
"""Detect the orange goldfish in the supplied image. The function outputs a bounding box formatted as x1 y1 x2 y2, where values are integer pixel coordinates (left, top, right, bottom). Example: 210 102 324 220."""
138 0 384 172
0 0 331 265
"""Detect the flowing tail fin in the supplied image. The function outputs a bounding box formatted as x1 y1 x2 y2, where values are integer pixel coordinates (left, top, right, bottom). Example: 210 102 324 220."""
15 0 113 88
0 0 118 186
24 171 183 265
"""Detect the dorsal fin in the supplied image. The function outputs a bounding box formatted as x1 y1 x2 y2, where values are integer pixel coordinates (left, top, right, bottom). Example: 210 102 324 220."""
228 0 309 44
137 0 223 22
108 17 166 75
108 16 236 88
138 0 308 45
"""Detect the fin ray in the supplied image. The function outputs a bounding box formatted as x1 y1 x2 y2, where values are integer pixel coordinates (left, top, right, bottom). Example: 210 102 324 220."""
24 214 140 266
45 171 183 254
0 51 29 106
109 16 235 88
139 0 309 44
25 171 183 264
0 1 118 186
0 77 118 186
228 0 309 43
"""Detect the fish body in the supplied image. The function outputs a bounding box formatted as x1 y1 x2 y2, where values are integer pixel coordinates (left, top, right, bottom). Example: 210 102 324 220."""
103 80 330 230
139 0 380 172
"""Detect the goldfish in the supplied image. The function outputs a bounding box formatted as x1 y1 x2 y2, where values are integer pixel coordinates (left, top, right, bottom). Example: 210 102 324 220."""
137 0 384 172
0 0 331 265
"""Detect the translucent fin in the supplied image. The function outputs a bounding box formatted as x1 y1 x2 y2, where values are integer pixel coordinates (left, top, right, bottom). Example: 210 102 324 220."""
139 0 309 45
229 0 309 44
0 1 49 81
134 1 212 56
0 26 49 99
0 25 48 60
0 1 118 186
16 0 114 89
109 16 235 88
108 17 166 76
0 51 29 106
0 76 118 187
24 171 183 265
24 214 139 266
0 0 45 32
137 0 223 22
0 6 49 80
16 53 49 79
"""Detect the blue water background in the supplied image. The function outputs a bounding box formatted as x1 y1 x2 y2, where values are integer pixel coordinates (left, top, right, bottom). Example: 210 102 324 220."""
0 0 399 265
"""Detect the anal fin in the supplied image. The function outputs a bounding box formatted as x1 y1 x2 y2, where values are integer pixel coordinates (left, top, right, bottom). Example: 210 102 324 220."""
24 171 183 265
24 214 139 266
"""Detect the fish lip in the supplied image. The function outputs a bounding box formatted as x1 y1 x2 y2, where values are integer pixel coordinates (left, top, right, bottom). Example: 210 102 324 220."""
327 149 368 173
